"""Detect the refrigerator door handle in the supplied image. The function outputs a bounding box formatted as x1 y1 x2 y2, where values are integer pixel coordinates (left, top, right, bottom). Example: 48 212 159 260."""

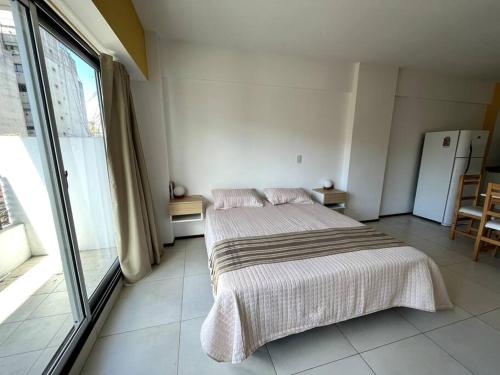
464 142 472 175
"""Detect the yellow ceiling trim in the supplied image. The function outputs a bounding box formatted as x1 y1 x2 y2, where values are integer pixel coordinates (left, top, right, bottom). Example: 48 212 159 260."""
92 0 148 79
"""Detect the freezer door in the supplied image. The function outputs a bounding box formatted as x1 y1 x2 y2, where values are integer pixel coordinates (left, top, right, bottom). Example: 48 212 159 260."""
413 131 459 222
455 130 489 158
441 156 483 226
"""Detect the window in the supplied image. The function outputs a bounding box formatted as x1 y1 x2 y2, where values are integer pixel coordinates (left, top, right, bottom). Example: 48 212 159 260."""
0 2 119 374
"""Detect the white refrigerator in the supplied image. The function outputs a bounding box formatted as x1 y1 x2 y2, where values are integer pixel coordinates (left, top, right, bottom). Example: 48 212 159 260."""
413 130 489 225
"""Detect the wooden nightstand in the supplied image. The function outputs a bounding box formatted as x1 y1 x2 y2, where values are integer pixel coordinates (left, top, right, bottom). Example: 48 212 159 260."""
168 195 204 223
311 188 348 213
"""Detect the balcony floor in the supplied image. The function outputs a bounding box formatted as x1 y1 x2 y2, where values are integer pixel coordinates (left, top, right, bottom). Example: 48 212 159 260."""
0 248 116 373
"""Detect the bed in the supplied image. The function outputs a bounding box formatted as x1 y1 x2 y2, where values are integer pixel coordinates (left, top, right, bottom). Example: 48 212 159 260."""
201 202 451 363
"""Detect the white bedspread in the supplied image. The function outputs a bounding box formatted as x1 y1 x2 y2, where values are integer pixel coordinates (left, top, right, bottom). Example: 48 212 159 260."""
201 203 451 363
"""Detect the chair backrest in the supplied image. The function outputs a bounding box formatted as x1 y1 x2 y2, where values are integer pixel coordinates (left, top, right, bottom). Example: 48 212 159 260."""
455 174 482 208
484 182 500 213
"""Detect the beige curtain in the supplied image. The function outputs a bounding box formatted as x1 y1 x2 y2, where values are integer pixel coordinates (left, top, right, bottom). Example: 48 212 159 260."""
100 54 161 283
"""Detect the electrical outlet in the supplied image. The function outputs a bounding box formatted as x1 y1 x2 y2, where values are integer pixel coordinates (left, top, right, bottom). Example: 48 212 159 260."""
296 154 302 164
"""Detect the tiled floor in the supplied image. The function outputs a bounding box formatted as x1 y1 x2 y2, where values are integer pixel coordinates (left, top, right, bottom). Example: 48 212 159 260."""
82 215 500 375
0 249 117 374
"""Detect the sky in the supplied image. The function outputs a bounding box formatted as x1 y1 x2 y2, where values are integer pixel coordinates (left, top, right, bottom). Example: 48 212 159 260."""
67 48 98 102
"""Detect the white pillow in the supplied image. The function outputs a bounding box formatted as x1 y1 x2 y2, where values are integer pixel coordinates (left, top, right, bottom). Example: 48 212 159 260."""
263 188 313 205
212 189 264 209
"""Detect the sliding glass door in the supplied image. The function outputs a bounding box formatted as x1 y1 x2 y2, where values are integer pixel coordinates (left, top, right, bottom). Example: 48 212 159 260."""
0 0 119 373
38 24 117 300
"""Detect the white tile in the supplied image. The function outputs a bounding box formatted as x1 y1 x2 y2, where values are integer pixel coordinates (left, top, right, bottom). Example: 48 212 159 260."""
182 274 213 321
474 253 500 269
33 274 63 295
0 315 67 357
83 323 180 375
0 322 20 346
140 246 186 283
440 269 500 315
3 294 47 323
299 355 374 375
55 279 67 292
426 235 474 258
100 278 183 336
28 292 71 318
48 314 73 347
445 261 500 293
427 318 500 375
28 346 58 375
478 308 500 331
409 238 468 266
267 324 356 375
0 350 42 375
398 306 471 332
338 309 418 352
185 248 209 276
362 334 472 375
178 317 276 375
185 237 206 251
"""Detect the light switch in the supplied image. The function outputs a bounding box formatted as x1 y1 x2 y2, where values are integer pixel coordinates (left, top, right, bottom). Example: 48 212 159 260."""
296 154 302 164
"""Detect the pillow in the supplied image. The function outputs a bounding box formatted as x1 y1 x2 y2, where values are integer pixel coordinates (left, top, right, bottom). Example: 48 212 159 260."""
263 188 314 205
212 189 264 209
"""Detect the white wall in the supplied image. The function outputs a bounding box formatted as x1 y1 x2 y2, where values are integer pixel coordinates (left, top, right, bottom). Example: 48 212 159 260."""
161 42 355 199
0 224 30 276
344 63 399 221
380 69 493 215
0 136 115 255
141 41 496 233
131 32 173 245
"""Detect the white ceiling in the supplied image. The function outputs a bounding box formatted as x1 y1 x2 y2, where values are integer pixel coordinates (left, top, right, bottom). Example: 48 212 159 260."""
132 0 500 80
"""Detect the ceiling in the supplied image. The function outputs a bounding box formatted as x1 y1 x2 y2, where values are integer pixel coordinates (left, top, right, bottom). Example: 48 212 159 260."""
132 0 500 80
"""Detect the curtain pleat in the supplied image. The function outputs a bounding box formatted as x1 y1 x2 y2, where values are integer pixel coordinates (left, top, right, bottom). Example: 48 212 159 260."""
100 54 161 283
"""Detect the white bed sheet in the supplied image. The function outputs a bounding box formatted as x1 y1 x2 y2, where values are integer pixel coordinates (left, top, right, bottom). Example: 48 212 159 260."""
201 202 451 363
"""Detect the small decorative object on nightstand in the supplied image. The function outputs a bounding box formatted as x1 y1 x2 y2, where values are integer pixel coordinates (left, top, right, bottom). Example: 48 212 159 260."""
173 185 186 198
168 195 204 223
312 188 348 213
323 179 334 190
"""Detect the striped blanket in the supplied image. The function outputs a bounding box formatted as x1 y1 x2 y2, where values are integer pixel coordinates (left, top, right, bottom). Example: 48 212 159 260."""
209 226 405 292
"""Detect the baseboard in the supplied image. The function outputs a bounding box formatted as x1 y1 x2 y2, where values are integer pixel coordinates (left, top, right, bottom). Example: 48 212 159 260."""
379 212 413 218
164 234 204 248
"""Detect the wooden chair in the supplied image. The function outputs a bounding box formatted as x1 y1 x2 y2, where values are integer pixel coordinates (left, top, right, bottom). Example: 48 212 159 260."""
450 174 482 240
473 182 500 261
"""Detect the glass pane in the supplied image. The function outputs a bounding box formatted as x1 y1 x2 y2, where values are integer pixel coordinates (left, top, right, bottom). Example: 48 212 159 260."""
0 5 81 373
39 27 117 298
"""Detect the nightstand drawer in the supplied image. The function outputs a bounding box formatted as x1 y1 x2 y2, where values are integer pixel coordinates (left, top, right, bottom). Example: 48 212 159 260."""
312 188 347 205
323 192 347 205
168 195 203 216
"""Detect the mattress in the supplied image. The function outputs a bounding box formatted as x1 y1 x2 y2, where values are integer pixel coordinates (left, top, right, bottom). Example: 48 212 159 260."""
201 202 452 363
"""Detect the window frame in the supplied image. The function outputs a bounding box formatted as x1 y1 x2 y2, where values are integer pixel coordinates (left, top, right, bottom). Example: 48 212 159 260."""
10 1 121 373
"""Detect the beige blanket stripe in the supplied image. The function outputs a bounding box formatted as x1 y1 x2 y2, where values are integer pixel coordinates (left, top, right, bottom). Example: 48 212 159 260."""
209 226 405 292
